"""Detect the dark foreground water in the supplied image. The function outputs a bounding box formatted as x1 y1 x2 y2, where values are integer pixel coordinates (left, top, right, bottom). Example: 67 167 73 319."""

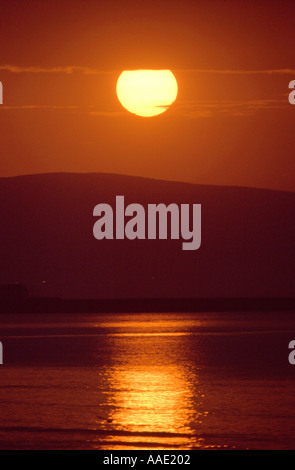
0 312 294 450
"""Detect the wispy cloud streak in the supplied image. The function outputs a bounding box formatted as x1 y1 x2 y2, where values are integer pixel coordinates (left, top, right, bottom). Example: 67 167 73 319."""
0 105 78 110
172 99 289 117
176 69 295 75
0 100 289 117
1 65 295 76
0 65 114 75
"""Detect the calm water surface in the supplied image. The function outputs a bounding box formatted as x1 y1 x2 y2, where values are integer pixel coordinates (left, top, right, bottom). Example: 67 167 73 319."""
0 312 294 450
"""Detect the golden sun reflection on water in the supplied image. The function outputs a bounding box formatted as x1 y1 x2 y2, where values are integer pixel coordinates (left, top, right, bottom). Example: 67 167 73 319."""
101 365 206 449
91 319 210 450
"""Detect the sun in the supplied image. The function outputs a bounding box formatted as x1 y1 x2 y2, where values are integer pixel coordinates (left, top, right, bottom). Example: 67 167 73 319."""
116 70 178 117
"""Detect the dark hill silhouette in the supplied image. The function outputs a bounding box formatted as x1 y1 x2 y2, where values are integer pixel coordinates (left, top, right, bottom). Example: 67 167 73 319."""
0 172 294 299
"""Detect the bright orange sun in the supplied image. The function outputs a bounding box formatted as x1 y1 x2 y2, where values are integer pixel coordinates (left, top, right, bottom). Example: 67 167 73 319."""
116 70 178 117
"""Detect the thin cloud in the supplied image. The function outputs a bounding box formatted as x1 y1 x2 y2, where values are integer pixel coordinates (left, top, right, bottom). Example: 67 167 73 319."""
172 99 289 117
176 69 295 75
0 105 125 117
0 65 115 75
0 105 78 110
1 65 295 76
0 100 289 118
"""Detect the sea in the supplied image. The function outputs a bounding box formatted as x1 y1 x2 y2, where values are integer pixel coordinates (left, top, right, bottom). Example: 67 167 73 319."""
0 311 294 450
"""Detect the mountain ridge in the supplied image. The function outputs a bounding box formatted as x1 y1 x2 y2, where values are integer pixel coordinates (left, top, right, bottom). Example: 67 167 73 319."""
0 172 294 299
1 171 293 195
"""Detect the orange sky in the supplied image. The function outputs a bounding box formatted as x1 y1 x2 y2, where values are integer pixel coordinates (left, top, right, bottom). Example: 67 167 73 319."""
0 0 295 191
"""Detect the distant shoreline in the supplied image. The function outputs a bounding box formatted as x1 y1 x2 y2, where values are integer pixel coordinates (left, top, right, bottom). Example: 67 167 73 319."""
0 297 294 313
